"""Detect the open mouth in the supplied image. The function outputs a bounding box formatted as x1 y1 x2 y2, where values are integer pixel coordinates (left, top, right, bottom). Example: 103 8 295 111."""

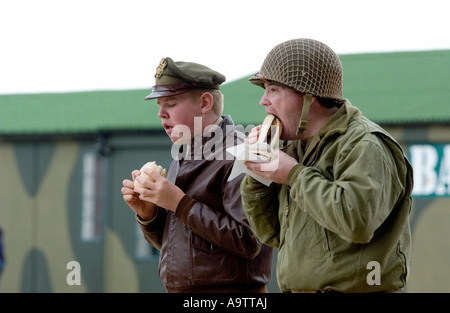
162 122 173 134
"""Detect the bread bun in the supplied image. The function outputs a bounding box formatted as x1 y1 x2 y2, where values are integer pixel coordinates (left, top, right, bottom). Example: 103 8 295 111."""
134 161 167 188
257 114 282 150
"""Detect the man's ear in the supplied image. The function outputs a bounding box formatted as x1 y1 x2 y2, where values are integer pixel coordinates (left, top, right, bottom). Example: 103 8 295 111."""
199 92 214 114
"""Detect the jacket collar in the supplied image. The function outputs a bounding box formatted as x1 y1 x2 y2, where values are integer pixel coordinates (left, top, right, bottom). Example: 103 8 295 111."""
283 100 361 164
178 115 238 160
318 100 361 138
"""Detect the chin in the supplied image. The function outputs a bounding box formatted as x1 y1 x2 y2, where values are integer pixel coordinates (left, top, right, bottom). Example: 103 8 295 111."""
173 136 191 145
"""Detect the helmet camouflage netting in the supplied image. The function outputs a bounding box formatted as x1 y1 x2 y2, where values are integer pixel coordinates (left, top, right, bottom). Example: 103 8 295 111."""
250 38 344 101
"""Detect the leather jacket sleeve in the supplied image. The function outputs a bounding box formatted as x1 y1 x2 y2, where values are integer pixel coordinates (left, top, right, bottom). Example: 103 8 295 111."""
176 163 263 260
139 207 167 250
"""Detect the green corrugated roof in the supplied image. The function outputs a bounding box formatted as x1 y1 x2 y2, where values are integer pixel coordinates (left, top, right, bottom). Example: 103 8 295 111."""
1 49 449 136
340 50 450 124
0 89 159 135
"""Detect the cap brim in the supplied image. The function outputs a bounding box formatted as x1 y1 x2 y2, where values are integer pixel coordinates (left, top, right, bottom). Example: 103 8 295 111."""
144 83 194 100
144 89 190 100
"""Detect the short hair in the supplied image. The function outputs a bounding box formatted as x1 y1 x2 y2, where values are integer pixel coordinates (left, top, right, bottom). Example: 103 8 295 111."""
292 88 344 109
189 89 224 116
316 96 345 109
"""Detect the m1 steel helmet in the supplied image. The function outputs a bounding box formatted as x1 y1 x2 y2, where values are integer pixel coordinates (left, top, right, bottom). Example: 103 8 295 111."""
249 38 344 134
250 38 344 101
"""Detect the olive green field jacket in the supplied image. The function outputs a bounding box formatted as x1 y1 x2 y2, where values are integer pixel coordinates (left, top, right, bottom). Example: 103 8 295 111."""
240 101 413 293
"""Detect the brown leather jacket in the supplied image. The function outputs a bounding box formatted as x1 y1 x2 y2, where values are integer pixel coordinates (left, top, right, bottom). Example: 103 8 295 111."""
139 116 273 292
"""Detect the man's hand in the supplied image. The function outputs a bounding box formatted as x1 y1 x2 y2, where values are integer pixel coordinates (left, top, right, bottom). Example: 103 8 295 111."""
121 169 157 221
245 125 262 145
245 150 298 185
244 125 298 185
134 168 185 213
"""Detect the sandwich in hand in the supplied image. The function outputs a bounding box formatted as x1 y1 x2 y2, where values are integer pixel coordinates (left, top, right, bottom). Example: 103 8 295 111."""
248 114 282 159
134 161 167 188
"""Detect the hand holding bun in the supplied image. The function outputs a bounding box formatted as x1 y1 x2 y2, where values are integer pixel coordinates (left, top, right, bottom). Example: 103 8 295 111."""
257 114 282 150
134 161 167 188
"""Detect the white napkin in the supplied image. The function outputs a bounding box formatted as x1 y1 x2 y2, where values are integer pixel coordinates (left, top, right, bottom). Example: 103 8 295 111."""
226 142 277 186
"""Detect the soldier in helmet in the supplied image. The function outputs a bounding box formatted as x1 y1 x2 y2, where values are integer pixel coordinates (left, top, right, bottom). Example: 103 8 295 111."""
241 39 413 293
121 58 273 292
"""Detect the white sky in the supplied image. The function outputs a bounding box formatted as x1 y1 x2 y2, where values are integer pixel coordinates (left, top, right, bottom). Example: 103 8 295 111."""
0 0 449 95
